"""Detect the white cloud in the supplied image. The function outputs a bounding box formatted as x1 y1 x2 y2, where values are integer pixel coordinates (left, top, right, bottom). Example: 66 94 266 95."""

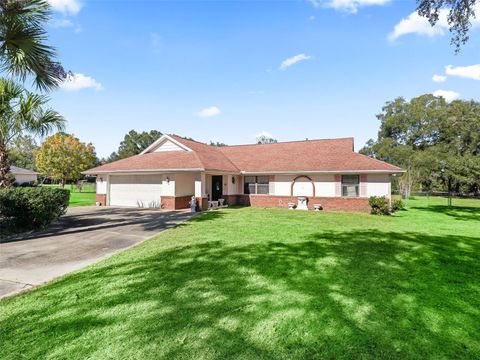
61 73 103 91
195 106 221 118
51 19 73 28
255 131 273 139
307 0 390 13
390 5 480 41
432 74 447 83
48 0 82 15
280 53 312 70
433 89 460 102
50 18 82 32
445 64 480 80
389 10 448 41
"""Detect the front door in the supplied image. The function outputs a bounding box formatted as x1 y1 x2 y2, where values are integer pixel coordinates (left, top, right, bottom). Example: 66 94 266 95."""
211 175 223 201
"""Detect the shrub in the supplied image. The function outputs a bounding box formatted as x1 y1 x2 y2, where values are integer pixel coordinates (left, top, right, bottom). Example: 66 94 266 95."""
12 181 37 188
391 199 404 213
369 196 391 215
0 187 70 234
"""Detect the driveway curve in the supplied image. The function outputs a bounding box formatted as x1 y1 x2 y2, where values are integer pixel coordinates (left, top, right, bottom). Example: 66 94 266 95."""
0 207 193 298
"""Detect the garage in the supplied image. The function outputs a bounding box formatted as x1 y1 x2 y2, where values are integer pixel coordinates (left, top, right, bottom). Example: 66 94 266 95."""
109 174 162 208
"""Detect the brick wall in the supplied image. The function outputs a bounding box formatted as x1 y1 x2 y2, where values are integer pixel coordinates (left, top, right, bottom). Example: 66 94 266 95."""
162 195 193 210
237 194 370 212
96 194 106 206
175 195 193 209
148 193 368 212
161 196 175 210
223 195 240 206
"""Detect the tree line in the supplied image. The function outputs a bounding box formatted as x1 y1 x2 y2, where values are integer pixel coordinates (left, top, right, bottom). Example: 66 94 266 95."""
360 94 480 197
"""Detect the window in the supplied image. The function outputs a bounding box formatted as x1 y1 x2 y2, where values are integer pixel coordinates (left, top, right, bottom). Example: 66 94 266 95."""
244 176 255 194
342 175 359 197
256 176 269 194
244 176 269 194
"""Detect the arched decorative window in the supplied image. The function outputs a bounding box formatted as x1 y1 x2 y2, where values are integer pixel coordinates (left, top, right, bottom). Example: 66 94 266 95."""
291 175 315 197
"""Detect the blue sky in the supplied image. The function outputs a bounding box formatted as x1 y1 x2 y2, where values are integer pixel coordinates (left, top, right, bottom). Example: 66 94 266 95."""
43 0 480 158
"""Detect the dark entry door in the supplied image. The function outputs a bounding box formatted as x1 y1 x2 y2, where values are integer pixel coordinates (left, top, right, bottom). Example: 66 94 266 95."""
211 176 223 201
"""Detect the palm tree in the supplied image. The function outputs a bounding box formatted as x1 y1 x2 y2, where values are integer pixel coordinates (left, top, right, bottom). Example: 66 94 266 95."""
0 78 64 187
0 0 67 91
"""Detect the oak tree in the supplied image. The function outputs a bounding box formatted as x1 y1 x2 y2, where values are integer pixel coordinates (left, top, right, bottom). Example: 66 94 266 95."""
35 133 96 186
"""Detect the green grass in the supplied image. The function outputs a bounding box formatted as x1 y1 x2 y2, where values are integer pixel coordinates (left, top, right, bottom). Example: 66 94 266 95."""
43 184 96 207
1 197 479 359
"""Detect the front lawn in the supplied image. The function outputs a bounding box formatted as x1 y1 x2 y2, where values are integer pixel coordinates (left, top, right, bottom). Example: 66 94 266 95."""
1 197 479 359
43 183 96 207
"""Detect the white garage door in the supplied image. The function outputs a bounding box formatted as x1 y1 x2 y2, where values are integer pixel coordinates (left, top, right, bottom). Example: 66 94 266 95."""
110 174 162 208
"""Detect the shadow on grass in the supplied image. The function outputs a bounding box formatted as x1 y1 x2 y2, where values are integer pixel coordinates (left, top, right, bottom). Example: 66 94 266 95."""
1 228 479 359
187 210 225 223
410 204 480 221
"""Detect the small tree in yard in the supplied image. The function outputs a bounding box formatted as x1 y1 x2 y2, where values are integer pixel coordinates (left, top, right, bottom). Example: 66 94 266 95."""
35 133 96 186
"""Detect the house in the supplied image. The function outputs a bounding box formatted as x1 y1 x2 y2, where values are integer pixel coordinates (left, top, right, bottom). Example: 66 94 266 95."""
10 166 39 184
84 134 403 211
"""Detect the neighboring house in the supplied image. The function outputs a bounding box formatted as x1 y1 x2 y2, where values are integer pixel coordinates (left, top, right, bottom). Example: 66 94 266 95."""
10 166 39 184
84 134 403 211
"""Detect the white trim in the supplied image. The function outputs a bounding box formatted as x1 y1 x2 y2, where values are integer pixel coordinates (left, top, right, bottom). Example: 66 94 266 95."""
204 170 241 176
140 134 193 154
240 170 405 175
106 174 111 206
86 169 404 176
84 168 205 175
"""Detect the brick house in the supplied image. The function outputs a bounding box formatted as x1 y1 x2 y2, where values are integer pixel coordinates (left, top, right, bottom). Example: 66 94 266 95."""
84 134 403 212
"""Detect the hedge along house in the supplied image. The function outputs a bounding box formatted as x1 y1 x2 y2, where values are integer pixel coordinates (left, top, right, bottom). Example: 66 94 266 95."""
84 134 403 212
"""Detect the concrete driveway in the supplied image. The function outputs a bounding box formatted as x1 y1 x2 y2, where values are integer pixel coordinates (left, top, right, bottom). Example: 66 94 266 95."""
0 206 194 298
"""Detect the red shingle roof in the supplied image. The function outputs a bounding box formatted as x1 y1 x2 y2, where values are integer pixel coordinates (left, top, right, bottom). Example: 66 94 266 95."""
85 135 402 174
170 135 239 172
85 151 203 173
218 138 401 172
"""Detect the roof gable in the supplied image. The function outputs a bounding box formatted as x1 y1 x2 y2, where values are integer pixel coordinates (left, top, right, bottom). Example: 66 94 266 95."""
169 135 240 172
141 134 192 154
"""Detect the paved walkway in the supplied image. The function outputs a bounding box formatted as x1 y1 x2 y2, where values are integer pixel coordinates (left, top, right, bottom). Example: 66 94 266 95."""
0 206 193 298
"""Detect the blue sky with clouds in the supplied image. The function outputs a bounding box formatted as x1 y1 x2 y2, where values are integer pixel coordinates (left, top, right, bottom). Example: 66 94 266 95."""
44 0 480 158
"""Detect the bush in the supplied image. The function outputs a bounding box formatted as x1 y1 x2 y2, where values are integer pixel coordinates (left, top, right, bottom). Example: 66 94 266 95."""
369 196 391 215
12 181 37 187
0 187 70 234
391 199 404 212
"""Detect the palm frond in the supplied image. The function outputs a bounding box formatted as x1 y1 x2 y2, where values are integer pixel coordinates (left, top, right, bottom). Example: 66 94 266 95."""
0 0 66 91
0 77 24 99
17 91 65 135
31 108 66 136
0 78 65 144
